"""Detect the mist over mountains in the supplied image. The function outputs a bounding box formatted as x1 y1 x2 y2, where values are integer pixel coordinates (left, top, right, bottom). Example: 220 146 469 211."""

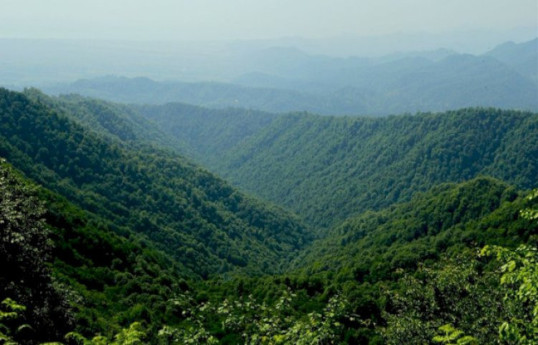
1 24 538 344
39 37 538 115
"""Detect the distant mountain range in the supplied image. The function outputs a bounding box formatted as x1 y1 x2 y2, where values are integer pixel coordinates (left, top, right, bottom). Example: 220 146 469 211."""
42 38 538 115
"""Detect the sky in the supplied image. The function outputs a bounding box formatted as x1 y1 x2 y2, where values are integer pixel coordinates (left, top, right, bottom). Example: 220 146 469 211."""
1 0 537 41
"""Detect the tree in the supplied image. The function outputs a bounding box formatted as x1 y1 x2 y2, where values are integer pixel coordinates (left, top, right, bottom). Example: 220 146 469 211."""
481 189 538 344
0 160 73 343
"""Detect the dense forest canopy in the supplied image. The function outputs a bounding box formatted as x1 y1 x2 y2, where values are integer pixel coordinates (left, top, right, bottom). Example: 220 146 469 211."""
136 105 538 229
0 88 309 279
0 86 537 344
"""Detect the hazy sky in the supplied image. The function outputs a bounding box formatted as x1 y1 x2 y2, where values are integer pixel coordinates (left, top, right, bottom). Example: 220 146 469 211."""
1 0 537 41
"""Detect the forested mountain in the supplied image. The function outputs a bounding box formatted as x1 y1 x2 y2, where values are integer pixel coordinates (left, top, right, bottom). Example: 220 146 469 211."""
0 87 536 344
174 177 537 344
0 87 309 279
22 90 274 171
292 177 530 277
44 38 538 115
17 93 538 231
133 103 278 160
23 89 185 154
0 160 189 342
44 76 354 115
2 146 536 344
138 106 538 228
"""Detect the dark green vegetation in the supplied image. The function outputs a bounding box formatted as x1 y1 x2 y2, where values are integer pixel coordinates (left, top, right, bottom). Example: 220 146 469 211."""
0 160 73 343
292 177 531 278
0 88 309 279
0 160 188 342
134 102 278 161
137 105 538 229
1 87 537 344
45 39 538 115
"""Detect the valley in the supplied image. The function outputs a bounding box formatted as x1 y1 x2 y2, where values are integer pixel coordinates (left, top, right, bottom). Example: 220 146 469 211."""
0 86 536 344
1 2 537 339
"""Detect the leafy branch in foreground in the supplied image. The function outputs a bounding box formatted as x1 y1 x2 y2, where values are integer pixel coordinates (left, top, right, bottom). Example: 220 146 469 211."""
432 324 477 345
481 244 537 344
0 298 29 345
481 189 538 344
155 289 348 344
0 160 73 343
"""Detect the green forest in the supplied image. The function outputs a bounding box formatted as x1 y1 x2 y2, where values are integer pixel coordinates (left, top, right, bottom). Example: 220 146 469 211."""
0 87 537 344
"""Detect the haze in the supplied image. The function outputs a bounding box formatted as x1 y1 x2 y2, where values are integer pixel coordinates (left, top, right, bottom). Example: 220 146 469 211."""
1 0 537 41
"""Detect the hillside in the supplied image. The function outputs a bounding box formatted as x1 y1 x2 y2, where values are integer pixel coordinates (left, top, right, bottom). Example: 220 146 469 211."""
133 102 278 161
485 38 538 83
0 160 189 341
0 88 309 278
22 93 538 232
137 106 538 228
284 177 537 343
0 88 536 344
44 76 358 115
292 177 532 278
23 89 186 156
131 178 537 344
5 156 534 344
2 2 538 342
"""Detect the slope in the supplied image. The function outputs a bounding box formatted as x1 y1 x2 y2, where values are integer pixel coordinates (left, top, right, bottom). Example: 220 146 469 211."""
0 87 309 278
284 177 538 342
44 76 361 115
485 38 538 83
134 102 278 164
147 177 538 344
0 160 189 341
24 89 181 150
141 108 538 229
291 177 534 279
23 90 278 164
1 88 536 343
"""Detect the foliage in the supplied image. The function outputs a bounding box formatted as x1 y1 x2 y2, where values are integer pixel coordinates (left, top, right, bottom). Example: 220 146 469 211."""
432 324 477 345
381 251 505 344
482 245 537 344
480 189 537 344
1 87 537 344
0 87 309 279
0 317 146 345
293 177 532 279
0 159 187 340
0 160 73 343
88 322 146 345
0 298 28 345
519 189 538 220
156 289 347 344
138 106 538 228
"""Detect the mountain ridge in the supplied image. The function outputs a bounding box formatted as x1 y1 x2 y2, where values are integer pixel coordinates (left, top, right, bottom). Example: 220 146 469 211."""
41 38 538 115
0 87 537 343
136 105 538 228
0 87 310 279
